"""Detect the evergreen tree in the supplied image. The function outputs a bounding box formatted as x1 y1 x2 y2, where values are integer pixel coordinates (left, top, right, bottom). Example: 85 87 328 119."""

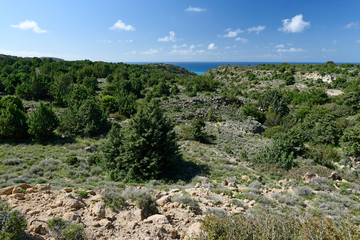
102 101 180 181
27 102 59 141
0 96 27 140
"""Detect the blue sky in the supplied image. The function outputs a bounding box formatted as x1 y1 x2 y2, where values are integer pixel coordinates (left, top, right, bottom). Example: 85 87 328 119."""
1 0 360 62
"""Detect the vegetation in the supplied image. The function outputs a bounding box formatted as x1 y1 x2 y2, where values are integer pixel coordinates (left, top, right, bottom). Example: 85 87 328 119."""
0 200 26 240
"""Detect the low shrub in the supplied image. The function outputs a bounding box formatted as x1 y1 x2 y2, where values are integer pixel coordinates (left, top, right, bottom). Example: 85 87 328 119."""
47 217 86 240
0 200 26 240
173 195 202 215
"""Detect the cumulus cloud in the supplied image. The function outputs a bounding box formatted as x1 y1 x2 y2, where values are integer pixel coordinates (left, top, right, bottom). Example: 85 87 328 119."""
235 37 249 43
275 44 285 48
141 49 159 55
208 43 217 50
223 28 243 38
158 31 176 42
279 14 310 33
185 6 206 12
276 47 304 53
11 20 47 33
109 20 135 31
247 26 265 34
345 22 359 29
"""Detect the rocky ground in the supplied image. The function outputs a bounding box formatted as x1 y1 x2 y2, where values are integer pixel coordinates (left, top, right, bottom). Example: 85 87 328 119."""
0 170 344 240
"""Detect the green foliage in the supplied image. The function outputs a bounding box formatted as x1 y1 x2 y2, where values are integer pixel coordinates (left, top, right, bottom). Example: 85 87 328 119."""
185 118 208 143
50 73 73 107
59 98 109 137
75 190 88 198
288 88 329 105
0 200 26 240
201 212 360 240
0 96 27 140
102 101 181 181
173 195 202 215
185 75 221 96
264 107 282 126
65 156 79 166
259 89 289 116
100 95 118 114
116 90 137 117
102 190 126 211
301 105 346 146
27 102 59 141
340 125 360 157
47 217 86 240
254 132 303 170
262 126 285 138
15 74 51 100
241 102 265 123
306 145 339 169
134 192 158 219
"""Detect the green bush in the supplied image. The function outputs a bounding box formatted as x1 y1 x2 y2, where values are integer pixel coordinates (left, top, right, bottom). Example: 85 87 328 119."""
65 156 79 166
102 190 126 211
201 212 360 240
306 145 339 169
102 101 181 181
0 96 28 140
259 89 289 116
47 217 86 240
185 118 208 143
0 200 26 240
340 125 360 157
75 190 88 198
241 102 265 123
27 102 59 141
135 192 158 219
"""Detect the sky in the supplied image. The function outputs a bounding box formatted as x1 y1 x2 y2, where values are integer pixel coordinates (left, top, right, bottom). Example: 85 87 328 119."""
1 0 360 63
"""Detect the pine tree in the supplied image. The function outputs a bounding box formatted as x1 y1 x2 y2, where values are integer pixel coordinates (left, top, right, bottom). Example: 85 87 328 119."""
27 102 59 141
102 101 180 181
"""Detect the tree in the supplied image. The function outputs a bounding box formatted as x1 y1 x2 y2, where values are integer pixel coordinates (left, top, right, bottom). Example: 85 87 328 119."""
102 101 181 181
0 96 27 140
259 89 289 116
59 98 109 137
27 102 59 141
340 125 360 157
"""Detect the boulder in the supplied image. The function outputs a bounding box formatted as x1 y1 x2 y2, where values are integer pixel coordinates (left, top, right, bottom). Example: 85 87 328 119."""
329 172 341 181
302 172 318 183
92 202 106 219
0 186 14 195
35 184 51 191
64 199 85 209
185 222 202 239
156 195 171 207
143 214 169 224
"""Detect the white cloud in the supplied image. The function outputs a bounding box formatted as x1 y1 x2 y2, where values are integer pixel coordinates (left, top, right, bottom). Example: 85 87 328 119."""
321 48 337 52
247 25 265 34
345 22 359 29
208 43 217 50
99 39 112 43
279 14 310 33
11 20 47 33
189 44 195 49
141 48 159 55
109 20 135 31
158 31 176 42
276 47 304 53
235 37 249 43
223 28 243 38
185 6 206 12
332 40 337 44
275 44 285 48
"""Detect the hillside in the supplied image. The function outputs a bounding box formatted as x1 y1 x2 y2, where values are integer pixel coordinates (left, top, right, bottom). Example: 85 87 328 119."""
1 57 360 239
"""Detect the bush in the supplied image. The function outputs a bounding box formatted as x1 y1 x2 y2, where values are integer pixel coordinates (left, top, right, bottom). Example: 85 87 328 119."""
65 156 79 166
102 190 126 211
27 102 59 141
0 200 26 240
134 192 158 219
185 118 208 143
340 125 360 157
47 217 86 240
241 102 265 123
102 101 181 182
0 96 28 140
173 195 202 215
259 89 289 116
306 145 339 169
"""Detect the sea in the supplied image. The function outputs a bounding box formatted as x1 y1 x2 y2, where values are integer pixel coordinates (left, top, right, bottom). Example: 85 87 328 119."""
126 62 347 75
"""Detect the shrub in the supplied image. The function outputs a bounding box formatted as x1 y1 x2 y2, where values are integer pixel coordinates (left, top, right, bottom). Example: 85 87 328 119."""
65 156 79 166
0 200 26 240
259 89 289 116
134 192 158 219
173 195 202 215
47 217 86 240
27 102 59 141
241 102 265 123
185 118 208 143
340 125 360 157
0 96 27 140
306 145 339 169
75 190 88 198
102 101 181 182
102 190 126 211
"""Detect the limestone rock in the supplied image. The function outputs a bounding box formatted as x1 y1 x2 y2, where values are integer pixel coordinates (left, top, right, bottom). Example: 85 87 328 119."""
64 199 85 209
302 172 318 183
143 214 169 224
35 184 51 191
156 195 171 207
92 202 106 219
185 222 202 239
0 186 14 195
99 219 112 227
63 187 72 193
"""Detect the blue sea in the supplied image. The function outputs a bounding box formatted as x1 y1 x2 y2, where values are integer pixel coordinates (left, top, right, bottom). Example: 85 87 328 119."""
127 62 359 75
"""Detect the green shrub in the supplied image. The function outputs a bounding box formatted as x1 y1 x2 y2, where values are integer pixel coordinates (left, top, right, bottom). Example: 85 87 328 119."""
65 156 78 166
241 102 265 123
102 101 181 182
306 145 339 169
185 118 208 143
47 217 86 240
173 195 202 215
75 190 88 198
0 200 26 240
135 192 158 219
340 125 360 157
259 89 289 116
27 102 59 141
102 190 126 211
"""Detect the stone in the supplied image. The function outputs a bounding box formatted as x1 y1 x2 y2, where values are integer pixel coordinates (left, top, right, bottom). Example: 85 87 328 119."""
65 199 85 209
329 172 341 181
302 172 318 183
13 193 25 200
99 219 112 227
12 186 23 194
156 195 171 207
25 188 35 194
0 186 14 195
63 187 72 193
185 222 202 239
63 212 79 221
88 190 96 195
143 214 169 224
28 210 40 216
35 184 51 191
241 175 250 182
84 146 92 152
169 189 180 194
92 202 106 219
29 222 47 234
